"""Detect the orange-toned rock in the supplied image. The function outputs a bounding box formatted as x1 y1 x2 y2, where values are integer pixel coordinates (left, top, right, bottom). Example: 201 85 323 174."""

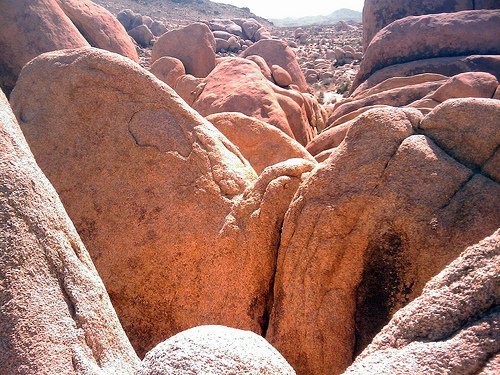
246 55 273 81
138 326 296 375
192 57 318 144
267 106 499 374
306 120 353 156
330 80 445 124
354 10 500 91
344 230 500 374
207 112 316 174
174 74 206 105
11 48 315 358
419 98 500 180
271 65 293 87
150 56 186 88
352 55 500 94
0 0 89 94
362 0 472 50
427 71 498 102
351 73 448 99
151 23 216 78
0 0 139 95
241 39 308 92
55 0 138 61
0 89 139 374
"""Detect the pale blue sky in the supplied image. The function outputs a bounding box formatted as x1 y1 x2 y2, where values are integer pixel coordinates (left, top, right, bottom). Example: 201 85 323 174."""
212 0 365 19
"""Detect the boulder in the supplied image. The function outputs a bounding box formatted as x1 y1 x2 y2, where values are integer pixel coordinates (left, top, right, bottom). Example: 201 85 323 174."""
267 106 500 374
215 38 231 52
206 112 316 174
0 88 139 373
330 80 445 124
227 36 241 51
306 120 353 156
55 0 138 61
419 98 500 180
271 65 293 87
352 55 500 94
354 10 500 90
11 47 315 358
362 0 500 50
152 23 216 78
242 19 262 41
0 0 140 95
213 30 233 40
150 21 168 37
255 27 272 41
241 39 308 92
149 56 186 88
208 19 245 38
351 73 448 99
117 8 136 30
427 71 498 102
0 0 89 94
138 326 295 375
344 230 500 374
246 55 273 81
174 74 206 105
193 58 293 136
128 25 154 47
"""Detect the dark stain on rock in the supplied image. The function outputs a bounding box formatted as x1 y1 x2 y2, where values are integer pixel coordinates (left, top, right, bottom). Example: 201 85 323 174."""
354 231 413 357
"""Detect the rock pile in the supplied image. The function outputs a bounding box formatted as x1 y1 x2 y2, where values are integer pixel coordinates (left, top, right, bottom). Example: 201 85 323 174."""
0 0 138 95
1 0 499 374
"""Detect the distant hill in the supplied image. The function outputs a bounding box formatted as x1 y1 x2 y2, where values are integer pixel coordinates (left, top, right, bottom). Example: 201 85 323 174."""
93 0 271 26
271 8 362 27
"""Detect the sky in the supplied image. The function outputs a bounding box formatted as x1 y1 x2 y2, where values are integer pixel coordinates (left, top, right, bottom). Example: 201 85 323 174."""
212 0 365 19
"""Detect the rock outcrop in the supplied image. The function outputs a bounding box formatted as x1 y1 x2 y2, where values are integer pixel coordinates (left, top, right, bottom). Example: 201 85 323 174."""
344 230 499 374
0 0 138 95
353 10 500 91
267 106 500 374
0 89 139 373
192 57 318 145
138 325 296 375
241 39 309 92
207 112 316 174
10 47 315 358
362 0 500 50
151 23 216 78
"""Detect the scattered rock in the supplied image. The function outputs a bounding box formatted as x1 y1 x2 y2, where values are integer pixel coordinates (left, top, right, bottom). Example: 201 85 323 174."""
152 23 216 78
149 56 186 87
241 39 308 92
128 25 154 47
271 65 293 87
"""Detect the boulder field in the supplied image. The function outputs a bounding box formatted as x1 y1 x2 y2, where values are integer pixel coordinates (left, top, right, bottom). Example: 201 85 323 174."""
1 0 499 374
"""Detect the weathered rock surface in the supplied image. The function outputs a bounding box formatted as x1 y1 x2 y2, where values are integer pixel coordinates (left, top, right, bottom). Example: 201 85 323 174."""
361 0 500 50
207 112 316 174
151 23 216 78
419 98 500 180
267 106 500 374
0 0 139 95
55 0 138 60
0 89 139 373
149 56 186 88
10 47 315 358
352 55 500 94
426 71 498 102
241 39 308 92
138 326 296 375
192 57 317 145
344 230 500 375
353 10 500 91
